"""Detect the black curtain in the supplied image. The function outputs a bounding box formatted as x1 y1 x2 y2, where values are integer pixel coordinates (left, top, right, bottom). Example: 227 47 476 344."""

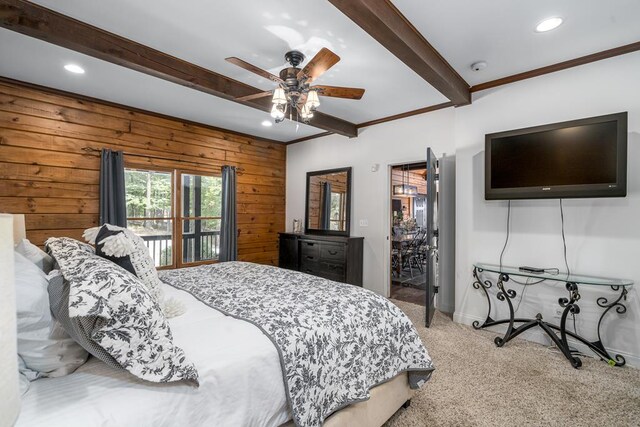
219 166 237 262
320 181 332 229
99 149 126 226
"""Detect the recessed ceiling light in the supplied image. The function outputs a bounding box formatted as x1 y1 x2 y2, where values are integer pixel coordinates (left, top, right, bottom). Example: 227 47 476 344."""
64 64 85 74
535 17 563 33
261 120 273 127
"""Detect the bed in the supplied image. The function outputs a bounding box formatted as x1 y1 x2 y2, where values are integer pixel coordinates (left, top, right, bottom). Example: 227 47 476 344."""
13 216 433 427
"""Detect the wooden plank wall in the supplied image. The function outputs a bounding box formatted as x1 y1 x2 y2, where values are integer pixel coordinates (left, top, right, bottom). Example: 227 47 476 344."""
391 168 427 194
392 168 426 220
0 79 285 266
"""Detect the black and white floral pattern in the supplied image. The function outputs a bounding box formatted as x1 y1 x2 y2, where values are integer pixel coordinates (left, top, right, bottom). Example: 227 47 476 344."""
83 225 185 318
160 262 434 427
46 237 199 385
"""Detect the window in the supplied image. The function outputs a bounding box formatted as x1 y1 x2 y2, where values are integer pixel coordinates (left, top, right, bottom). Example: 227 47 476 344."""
125 169 174 267
329 192 346 231
125 168 222 268
180 174 222 264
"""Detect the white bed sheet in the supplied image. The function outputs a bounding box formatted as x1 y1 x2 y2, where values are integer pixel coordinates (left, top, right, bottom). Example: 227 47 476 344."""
16 284 291 427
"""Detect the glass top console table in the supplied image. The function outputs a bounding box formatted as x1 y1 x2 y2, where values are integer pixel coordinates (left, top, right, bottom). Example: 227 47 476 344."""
472 263 633 368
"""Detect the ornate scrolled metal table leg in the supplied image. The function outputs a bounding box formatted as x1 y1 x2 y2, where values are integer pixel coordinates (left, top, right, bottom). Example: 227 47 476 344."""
547 284 629 368
592 286 628 366
558 283 583 368
472 267 495 329
494 274 517 347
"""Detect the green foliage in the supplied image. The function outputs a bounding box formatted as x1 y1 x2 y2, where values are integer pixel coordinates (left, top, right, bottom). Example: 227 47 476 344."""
183 175 222 218
125 170 222 220
125 169 222 265
125 170 172 218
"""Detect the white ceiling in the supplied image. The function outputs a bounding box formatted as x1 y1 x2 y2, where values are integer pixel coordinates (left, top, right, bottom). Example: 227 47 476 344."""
0 28 318 141
1 1 639 142
393 0 640 85
0 0 447 142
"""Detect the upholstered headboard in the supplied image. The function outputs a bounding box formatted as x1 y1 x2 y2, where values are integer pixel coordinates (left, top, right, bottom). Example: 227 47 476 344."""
12 214 26 243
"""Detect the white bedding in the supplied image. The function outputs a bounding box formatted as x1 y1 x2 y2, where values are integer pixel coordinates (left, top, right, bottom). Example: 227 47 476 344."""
16 284 291 427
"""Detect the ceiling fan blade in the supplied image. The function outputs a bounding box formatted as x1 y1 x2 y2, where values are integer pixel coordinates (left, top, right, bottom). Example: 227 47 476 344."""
225 57 283 84
297 48 340 82
313 85 365 100
235 91 273 102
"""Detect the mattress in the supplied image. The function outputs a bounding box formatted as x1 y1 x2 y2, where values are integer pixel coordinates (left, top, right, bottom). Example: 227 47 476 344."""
16 284 291 427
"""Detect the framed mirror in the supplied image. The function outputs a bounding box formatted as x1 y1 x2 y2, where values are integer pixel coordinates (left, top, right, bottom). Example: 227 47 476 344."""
305 167 352 236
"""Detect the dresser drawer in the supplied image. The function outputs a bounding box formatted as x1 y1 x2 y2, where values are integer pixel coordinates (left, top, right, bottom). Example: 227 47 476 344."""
300 240 320 260
300 259 346 282
278 233 363 287
319 243 345 262
299 259 322 276
321 261 345 277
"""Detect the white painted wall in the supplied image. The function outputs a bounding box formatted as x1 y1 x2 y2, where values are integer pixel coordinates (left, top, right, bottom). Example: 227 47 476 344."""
287 51 640 366
454 52 640 366
286 108 455 297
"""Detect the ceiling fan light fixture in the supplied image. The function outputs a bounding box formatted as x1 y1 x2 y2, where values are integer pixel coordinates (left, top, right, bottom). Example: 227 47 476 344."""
306 90 320 109
300 103 314 121
270 104 285 120
226 47 363 127
272 87 287 105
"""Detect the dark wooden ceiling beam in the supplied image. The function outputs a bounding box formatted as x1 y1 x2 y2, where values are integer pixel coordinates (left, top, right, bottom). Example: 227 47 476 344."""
470 40 640 93
328 0 470 106
0 0 358 137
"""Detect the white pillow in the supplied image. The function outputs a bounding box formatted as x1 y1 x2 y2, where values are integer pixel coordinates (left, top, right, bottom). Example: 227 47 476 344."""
15 239 54 273
84 224 185 317
14 251 88 378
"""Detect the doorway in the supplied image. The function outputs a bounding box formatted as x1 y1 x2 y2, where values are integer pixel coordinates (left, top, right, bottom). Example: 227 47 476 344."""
389 162 428 306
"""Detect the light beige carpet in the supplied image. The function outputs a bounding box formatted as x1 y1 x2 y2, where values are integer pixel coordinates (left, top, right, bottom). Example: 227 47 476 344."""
385 301 640 427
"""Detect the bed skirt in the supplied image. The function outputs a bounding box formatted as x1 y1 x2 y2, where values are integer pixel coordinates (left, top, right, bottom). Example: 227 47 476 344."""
279 372 412 427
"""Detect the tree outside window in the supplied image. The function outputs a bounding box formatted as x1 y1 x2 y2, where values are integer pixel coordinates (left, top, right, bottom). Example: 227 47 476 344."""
124 168 222 268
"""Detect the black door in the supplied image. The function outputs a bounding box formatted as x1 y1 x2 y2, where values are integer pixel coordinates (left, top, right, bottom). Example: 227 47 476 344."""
424 148 438 327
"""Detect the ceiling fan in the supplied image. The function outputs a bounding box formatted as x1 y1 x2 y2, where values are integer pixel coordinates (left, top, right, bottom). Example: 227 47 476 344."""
226 48 365 124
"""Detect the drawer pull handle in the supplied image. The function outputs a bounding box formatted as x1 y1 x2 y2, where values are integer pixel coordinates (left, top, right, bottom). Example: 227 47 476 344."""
305 243 314 246
306 256 315 260
328 250 338 255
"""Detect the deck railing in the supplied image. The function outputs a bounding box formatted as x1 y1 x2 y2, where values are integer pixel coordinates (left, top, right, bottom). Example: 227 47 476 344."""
140 230 220 266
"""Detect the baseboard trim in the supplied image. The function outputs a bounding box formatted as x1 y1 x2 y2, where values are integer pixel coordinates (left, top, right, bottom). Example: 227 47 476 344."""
436 302 455 314
453 311 640 368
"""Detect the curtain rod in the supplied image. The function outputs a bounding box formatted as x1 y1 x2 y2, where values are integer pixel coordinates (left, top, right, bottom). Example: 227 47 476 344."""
81 146 244 173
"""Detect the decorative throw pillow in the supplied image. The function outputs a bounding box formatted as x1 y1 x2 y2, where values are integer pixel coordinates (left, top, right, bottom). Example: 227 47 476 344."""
15 239 55 273
47 270 121 370
46 237 199 385
83 224 185 318
14 251 88 378
92 225 138 276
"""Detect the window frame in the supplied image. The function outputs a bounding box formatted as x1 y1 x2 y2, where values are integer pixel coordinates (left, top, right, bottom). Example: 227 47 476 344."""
124 163 222 270
124 166 176 269
176 170 223 268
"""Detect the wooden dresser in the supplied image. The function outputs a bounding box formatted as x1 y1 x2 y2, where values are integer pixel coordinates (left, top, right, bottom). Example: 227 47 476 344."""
278 233 364 286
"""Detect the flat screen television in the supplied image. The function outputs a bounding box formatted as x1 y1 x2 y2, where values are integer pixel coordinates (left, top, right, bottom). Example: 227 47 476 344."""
485 112 627 200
